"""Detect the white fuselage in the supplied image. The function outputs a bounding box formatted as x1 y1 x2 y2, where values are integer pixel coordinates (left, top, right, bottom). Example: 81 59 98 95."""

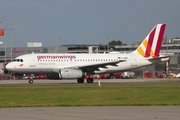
6 53 154 74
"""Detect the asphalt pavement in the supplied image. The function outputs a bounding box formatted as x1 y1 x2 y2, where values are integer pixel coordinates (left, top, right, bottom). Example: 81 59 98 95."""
0 106 180 120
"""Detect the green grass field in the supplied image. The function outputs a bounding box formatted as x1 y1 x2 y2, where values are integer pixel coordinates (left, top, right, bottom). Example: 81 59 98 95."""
0 84 180 107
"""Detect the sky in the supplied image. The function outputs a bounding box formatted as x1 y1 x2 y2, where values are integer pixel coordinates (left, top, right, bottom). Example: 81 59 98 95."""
0 0 180 47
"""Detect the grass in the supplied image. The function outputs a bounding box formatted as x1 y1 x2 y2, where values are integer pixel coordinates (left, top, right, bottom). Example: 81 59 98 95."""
0 84 180 107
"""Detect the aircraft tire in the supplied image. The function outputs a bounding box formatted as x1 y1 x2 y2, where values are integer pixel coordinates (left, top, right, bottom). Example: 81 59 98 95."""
29 80 33 84
87 78 94 83
77 78 84 83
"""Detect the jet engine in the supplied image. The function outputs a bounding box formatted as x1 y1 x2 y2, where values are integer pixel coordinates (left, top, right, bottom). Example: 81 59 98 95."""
59 68 86 79
47 68 86 79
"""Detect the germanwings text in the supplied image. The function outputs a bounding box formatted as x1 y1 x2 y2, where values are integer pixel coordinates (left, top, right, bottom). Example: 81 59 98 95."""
37 55 76 60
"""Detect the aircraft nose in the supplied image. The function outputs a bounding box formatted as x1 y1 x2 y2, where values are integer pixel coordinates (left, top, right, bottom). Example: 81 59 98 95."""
5 63 12 71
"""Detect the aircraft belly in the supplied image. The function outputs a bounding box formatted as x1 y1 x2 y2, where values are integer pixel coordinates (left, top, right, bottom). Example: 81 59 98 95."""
12 67 52 74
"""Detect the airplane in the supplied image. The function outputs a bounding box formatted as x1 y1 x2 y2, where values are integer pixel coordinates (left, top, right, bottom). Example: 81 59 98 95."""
6 24 169 84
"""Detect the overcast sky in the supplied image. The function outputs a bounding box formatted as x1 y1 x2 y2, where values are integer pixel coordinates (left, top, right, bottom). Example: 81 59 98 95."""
0 0 180 47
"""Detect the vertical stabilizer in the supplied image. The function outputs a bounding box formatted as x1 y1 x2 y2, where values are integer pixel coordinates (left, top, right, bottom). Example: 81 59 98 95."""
134 24 166 58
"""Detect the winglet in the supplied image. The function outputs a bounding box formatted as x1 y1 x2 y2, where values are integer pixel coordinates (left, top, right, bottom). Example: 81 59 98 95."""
135 24 166 58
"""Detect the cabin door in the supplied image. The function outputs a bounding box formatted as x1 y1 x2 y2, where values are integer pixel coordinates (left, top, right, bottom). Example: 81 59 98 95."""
131 55 137 66
30 55 36 67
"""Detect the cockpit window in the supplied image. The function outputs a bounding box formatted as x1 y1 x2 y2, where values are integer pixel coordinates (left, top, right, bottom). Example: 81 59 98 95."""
12 59 23 62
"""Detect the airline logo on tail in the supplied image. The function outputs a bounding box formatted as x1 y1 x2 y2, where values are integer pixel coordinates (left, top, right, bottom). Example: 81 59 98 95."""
136 24 166 58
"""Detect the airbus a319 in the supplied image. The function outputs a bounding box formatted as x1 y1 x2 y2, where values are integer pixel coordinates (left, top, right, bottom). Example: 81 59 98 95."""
6 24 169 84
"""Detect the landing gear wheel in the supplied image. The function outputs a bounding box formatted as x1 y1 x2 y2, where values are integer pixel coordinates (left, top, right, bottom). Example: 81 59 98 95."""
87 78 94 83
77 78 84 83
29 80 33 84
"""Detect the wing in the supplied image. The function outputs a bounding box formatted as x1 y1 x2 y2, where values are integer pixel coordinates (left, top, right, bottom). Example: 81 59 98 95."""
52 60 126 73
74 60 126 73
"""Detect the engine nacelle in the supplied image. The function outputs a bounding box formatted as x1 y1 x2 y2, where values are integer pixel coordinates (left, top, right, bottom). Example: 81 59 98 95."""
59 68 86 79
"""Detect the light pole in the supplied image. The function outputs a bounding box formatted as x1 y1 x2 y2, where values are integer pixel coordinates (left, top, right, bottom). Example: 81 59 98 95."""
3 28 7 62
58 38 63 53
9 27 13 61
106 38 109 53
166 38 169 75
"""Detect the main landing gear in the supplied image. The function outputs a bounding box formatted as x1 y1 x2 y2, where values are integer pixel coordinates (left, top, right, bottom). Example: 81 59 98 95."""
87 78 94 83
77 78 94 83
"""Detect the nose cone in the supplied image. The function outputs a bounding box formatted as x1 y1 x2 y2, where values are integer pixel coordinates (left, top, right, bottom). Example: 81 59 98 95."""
5 63 12 71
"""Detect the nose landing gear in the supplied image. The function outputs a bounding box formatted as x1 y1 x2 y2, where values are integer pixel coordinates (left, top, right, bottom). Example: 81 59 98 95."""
28 74 34 84
29 79 33 84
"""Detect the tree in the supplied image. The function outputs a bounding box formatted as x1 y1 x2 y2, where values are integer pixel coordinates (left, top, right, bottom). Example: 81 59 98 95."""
108 40 122 45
